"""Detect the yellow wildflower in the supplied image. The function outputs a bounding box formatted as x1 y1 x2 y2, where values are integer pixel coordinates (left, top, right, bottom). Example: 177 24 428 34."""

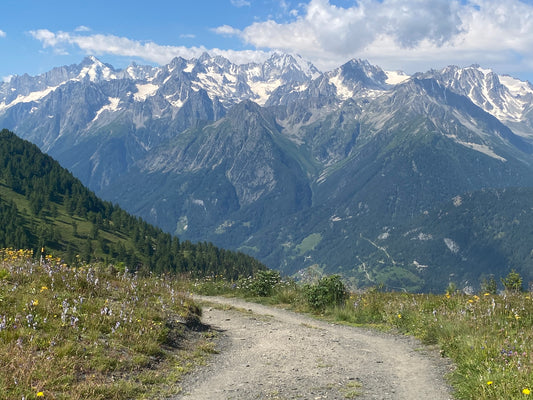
32 299 39 306
523 388 531 395
40 286 48 292
397 314 402 319
37 392 44 397
487 381 493 386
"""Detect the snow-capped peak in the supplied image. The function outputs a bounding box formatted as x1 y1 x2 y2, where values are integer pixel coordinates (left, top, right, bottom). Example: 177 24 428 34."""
322 58 389 100
498 75 533 98
77 56 116 82
266 52 321 80
424 65 532 124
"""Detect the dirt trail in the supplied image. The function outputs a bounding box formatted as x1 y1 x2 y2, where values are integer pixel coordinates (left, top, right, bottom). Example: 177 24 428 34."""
174 296 455 399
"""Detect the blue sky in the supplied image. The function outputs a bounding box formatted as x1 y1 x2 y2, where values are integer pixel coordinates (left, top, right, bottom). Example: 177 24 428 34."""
2 0 533 82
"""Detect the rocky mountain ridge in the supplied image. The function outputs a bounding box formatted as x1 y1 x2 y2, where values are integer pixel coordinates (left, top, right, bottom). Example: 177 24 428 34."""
2 54 533 291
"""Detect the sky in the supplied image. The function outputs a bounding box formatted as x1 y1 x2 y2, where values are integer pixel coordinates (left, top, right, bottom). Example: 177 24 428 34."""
2 0 533 82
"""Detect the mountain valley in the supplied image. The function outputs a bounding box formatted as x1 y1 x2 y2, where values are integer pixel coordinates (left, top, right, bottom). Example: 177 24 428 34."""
2 53 533 291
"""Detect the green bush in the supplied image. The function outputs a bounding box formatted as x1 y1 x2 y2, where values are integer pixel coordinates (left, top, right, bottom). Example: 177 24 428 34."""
246 270 281 297
480 275 498 294
501 270 523 292
304 275 348 311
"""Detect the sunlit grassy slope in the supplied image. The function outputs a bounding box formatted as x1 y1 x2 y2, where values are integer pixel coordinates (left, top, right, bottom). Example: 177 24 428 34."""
0 249 215 400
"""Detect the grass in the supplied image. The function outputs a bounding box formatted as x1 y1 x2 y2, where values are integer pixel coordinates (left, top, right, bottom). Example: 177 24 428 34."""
5 248 530 400
295 233 322 256
190 276 533 400
342 380 363 398
0 248 215 399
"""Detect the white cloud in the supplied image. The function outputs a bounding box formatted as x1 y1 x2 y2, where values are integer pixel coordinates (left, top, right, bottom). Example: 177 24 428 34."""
212 25 242 36
27 0 533 80
29 29 270 66
75 25 91 32
0 30 6 38
238 0 463 56
179 33 196 39
232 0 533 75
230 0 251 7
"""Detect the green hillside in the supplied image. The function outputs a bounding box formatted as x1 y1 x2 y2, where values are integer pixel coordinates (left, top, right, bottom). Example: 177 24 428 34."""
0 128 265 279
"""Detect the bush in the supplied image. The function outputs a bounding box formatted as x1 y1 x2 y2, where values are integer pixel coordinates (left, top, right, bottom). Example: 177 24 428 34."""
246 270 281 297
304 275 348 311
501 270 523 292
480 275 498 294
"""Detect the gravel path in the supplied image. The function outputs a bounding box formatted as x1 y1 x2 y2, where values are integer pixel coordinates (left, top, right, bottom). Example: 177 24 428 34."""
174 296 455 399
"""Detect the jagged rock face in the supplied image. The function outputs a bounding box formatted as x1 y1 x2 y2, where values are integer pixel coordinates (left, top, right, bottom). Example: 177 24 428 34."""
2 53 533 291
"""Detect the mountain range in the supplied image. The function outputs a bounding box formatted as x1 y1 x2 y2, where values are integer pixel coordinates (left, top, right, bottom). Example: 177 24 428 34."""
2 53 533 292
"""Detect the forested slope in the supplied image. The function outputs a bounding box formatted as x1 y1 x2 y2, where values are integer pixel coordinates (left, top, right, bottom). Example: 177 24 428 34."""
0 128 265 279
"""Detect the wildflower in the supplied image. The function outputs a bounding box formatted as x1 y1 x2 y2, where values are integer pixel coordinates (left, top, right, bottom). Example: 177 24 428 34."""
487 381 493 386
40 286 48 292
484 293 490 296
515 314 521 320
37 392 44 397
397 314 402 319
445 294 451 299
32 299 38 306
523 388 531 395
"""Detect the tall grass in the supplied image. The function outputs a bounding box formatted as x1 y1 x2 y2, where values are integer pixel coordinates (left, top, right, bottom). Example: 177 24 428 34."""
191 276 533 400
338 291 532 400
0 248 211 400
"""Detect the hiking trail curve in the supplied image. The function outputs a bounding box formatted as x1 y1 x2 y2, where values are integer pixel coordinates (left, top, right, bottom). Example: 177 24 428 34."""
174 295 455 400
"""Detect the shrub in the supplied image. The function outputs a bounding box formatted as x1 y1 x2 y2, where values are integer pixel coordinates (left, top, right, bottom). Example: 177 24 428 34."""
501 270 523 292
480 275 498 294
304 275 348 311
246 270 281 297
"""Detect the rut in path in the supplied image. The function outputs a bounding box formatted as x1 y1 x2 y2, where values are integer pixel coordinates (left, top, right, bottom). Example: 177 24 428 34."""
175 296 455 400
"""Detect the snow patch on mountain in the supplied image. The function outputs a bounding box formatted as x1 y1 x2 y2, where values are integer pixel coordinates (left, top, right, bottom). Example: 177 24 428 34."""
184 63 195 73
329 74 353 100
92 97 121 122
134 83 159 101
126 65 142 80
195 71 233 100
165 95 185 109
249 79 283 105
0 85 59 111
385 71 410 85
